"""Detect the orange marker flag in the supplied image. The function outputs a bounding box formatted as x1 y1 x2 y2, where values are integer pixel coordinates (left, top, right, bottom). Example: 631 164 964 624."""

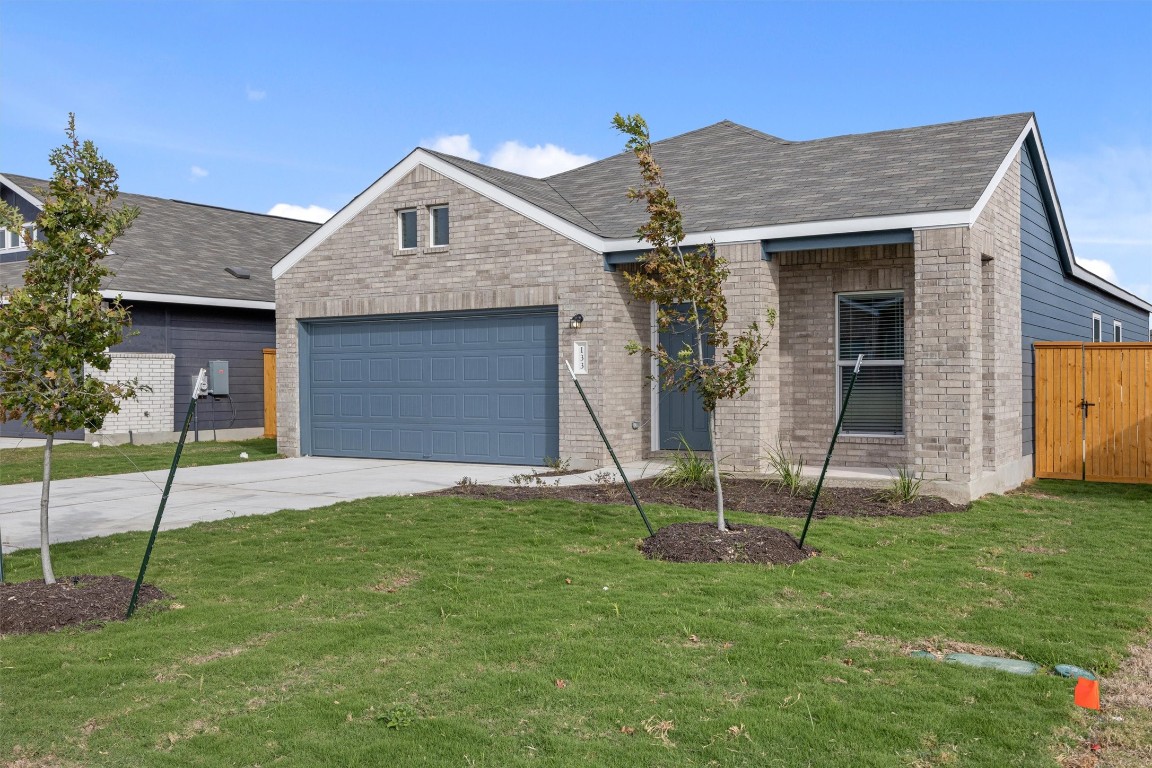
1074 677 1100 710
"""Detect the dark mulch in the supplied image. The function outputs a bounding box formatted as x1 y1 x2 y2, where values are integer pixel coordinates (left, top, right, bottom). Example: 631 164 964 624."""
641 522 815 565
0 575 167 636
431 477 965 519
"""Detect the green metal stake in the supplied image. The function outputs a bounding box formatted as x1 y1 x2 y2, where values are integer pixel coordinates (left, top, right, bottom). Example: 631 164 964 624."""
798 354 863 550
565 361 654 537
126 369 206 619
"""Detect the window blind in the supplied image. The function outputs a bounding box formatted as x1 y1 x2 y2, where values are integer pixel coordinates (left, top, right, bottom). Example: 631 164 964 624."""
837 293 904 434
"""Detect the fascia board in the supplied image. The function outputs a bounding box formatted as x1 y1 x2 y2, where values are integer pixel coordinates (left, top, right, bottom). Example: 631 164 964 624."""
103 289 274 311
598 210 972 252
0 173 45 208
1020 122 1152 313
968 117 1034 227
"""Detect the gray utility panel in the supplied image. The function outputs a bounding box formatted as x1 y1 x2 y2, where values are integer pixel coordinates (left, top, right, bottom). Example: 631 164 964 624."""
301 308 558 465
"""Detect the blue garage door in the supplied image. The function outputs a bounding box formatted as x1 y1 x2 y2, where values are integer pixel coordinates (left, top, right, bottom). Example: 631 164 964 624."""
303 308 558 465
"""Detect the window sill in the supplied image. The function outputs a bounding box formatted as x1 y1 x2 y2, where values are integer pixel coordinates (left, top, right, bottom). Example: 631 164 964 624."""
424 246 450 254
396 247 418 255
839 434 905 444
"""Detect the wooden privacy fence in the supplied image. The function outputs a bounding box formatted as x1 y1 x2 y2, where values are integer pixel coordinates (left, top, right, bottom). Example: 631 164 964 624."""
263 348 277 439
1034 342 1151 483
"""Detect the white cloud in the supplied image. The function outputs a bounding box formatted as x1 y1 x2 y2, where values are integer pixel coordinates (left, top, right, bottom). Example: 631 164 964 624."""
1051 144 1152 298
421 133 595 177
488 141 595 177
246 86 267 102
1075 257 1118 283
423 134 481 161
267 203 335 223
190 165 208 180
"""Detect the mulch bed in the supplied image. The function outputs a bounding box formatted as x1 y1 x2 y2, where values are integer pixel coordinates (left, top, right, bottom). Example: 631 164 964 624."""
641 522 815 564
0 575 166 636
433 477 965 566
432 477 964 519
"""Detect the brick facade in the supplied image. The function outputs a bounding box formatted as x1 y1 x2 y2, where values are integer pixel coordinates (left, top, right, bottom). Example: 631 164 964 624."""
275 153 1032 500
274 165 648 468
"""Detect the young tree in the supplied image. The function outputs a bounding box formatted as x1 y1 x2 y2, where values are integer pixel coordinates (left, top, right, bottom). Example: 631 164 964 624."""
613 113 775 532
0 114 139 583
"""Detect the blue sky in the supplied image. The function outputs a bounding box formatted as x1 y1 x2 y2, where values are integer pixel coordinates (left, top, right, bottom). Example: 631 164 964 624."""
2 0 1150 300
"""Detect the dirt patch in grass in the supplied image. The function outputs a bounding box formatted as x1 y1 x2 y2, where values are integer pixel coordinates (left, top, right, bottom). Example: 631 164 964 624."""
1056 633 1152 768
432 476 965 518
0 575 166 636
640 522 815 565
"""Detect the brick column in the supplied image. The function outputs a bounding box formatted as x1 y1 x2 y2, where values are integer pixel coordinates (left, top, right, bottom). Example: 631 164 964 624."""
713 242 780 472
911 227 983 485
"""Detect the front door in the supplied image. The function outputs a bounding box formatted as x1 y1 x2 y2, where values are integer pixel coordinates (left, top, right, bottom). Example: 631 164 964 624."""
657 308 712 451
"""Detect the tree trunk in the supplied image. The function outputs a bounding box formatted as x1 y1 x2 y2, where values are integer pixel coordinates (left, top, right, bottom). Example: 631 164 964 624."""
688 298 727 532
708 412 726 531
40 433 56 584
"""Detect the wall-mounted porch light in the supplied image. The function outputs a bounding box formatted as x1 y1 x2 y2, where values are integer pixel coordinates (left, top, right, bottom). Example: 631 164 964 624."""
570 314 584 329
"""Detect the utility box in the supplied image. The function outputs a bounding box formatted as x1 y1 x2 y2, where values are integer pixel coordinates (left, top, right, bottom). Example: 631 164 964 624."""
207 360 230 396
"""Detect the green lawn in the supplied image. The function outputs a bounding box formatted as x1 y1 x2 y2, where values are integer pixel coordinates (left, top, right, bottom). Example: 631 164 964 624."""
2 480 1149 767
0 438 280 485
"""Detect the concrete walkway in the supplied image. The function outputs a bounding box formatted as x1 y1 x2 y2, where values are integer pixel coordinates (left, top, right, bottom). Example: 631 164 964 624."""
0 456 667 554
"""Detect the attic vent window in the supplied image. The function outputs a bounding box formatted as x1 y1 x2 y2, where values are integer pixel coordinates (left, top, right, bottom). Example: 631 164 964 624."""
398 209 417 250
430 205 449 247
225 267 251 279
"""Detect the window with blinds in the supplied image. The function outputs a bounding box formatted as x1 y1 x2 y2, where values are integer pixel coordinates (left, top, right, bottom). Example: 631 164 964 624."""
836 292 904 434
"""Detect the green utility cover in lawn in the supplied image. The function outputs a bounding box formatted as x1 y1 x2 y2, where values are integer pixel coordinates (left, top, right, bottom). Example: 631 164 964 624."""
945 653 1041 675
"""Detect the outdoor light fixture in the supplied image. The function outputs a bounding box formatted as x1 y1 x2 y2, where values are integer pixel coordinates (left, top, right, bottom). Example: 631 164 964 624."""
570 314 584 329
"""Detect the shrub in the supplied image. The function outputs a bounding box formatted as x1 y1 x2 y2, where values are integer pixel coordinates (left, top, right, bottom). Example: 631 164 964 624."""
764 441 809 497
655 436 722 489
874 466 924 504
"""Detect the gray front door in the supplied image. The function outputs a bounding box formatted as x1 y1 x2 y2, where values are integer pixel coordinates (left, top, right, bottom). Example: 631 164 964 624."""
657 311 712 451
303 308 558 465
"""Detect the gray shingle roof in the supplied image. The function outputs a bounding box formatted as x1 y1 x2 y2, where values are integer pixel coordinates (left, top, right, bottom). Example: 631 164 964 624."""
0 174 318 302
430 113 1034 239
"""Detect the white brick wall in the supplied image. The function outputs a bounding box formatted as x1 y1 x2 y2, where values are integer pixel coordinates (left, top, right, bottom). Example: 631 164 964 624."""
88 352 175 435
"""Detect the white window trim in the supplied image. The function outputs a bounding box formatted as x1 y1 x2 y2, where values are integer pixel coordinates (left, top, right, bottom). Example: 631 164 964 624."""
1092 313 1102 343
428 205 449 248
836 290 905 437
0 222 34 252
397 208 418 250
1113 320 1122 342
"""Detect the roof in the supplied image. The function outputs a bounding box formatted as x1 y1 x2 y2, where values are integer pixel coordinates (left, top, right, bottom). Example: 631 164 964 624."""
429 113 1036 238
0 173 318 306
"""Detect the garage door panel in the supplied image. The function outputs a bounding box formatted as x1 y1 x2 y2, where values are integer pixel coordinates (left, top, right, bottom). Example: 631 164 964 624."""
431 394 456 418
312 360 335 382
306 310 557 465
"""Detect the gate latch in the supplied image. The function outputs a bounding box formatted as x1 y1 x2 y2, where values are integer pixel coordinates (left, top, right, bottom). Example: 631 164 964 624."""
1079 399 1096 417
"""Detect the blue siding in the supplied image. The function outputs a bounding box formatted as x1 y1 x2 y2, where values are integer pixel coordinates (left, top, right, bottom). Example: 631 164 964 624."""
115 302 275 431
1019 140 1150 456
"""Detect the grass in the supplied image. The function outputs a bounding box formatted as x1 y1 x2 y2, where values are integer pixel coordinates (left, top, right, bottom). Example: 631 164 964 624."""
1 479 1150 767
0 437 280 485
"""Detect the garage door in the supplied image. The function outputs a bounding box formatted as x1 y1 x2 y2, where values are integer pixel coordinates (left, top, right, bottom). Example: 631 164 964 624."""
303 308 558 465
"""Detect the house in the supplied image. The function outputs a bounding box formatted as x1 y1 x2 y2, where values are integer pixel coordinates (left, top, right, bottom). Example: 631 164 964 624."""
0 173 318 441
270 113 1151 502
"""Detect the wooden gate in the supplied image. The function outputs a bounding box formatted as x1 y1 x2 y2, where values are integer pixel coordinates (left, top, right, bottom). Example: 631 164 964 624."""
262 348 277 439
1035 342 1152 483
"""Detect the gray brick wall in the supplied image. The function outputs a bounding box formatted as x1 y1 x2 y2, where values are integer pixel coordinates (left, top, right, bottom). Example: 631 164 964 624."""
777 244 914 470
274 164 646 467
970 154 1023 471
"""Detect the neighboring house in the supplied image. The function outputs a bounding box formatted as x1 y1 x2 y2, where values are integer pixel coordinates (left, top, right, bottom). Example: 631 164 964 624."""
271 113 1151 502
0 173 318 441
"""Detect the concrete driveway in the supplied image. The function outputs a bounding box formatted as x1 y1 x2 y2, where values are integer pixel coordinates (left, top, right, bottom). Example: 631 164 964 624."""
0 456 666 554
